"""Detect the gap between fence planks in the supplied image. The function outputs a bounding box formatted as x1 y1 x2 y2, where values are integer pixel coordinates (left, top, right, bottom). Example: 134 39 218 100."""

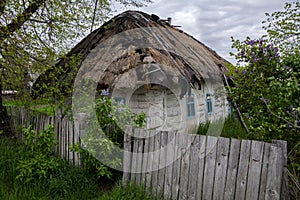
123 127 289 200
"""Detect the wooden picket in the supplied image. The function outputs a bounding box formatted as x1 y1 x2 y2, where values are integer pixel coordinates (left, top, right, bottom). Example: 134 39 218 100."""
123 128 289 200
6 107 289 199
6 106 81 166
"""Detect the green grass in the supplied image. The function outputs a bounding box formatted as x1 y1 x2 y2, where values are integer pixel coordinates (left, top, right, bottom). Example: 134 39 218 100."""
196 116 249 140
0 136 157 200
3 98 55 116
0 137 100 199
98 182 160 200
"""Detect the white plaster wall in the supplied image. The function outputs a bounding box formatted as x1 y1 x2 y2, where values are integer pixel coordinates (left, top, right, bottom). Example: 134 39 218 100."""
116 79 230 134
129 85 183 131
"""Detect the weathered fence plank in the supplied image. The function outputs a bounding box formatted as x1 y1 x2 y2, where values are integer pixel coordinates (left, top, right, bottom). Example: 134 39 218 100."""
273 140 290 200
203 136 218 200
265 144 283 200
171 133 182 199
157 131 167 197
187 135 199 200
130 129 139 182
7 108 288 200
141 129 150 187
163 131 176 200
245 140 264 200
135 129 144 185
145 131 155 189
213 137 230 200
151 130 161 194
258 142 271 200
122 126 132 185
235 139 251 200
178 134 191 200
7 107 82 166
195 135 206 200
224 138 241 200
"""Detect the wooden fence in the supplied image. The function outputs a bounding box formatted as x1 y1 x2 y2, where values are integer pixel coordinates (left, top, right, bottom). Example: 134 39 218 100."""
6 107 289 199
123 127 289 200
6 106 81 166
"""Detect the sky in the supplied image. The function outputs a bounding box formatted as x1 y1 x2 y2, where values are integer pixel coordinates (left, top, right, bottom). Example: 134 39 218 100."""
112 0 293 64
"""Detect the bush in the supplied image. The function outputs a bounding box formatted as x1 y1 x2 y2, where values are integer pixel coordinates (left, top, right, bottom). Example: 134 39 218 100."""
71 89 146 181
0 134 101 199
16 125 60 183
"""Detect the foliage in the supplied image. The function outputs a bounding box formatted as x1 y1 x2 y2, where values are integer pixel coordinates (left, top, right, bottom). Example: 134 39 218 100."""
98 182 160 200
0 0 151 132
229 37 299 141
95 89 146 146
196 116 248 140
1 137 157 199
15 124 61 183
0 136 101 199
262 1 299 53
228 2 300 196
71 89 146 180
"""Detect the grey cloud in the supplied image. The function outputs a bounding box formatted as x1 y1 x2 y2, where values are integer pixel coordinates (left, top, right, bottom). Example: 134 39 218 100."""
115 0 291 63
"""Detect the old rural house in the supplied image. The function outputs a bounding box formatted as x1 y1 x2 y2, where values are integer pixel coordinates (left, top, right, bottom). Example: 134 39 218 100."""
34 10 232 133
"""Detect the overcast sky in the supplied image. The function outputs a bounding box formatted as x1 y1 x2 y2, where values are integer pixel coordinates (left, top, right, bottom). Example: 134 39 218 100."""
113 0 293 64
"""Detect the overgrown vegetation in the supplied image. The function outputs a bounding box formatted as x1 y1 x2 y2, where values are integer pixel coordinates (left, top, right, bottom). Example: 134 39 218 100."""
0 128 157 199
0 132 100 199
71 91 146 180
98 182 160 200
3 97 55 116
196 116 248 140
0 0 151 135
228 1 299 197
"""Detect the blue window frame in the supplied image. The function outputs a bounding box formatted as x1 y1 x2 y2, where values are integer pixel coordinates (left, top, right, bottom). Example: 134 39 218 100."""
114 97 125 105
186 94 195 117
206 93 213 114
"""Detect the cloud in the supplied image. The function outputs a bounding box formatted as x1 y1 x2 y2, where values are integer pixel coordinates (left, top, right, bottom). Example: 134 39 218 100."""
116 0 293 63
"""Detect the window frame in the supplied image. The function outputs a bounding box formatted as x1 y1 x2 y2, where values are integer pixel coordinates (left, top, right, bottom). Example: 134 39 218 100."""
206 93 213 114
186 93 195 118
114 97 126 105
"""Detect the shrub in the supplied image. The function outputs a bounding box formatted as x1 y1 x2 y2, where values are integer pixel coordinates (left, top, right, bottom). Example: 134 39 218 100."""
71 89 146 181
15 125 61 183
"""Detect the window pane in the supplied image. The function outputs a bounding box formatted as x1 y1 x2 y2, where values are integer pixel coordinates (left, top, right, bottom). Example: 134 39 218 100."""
206 94 213 114
187 95 195 117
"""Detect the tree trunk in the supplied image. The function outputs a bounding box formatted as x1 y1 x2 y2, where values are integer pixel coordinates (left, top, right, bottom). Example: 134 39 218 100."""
0 76 12 136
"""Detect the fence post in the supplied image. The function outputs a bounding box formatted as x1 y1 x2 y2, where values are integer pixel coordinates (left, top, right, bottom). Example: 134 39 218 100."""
272 140 290 200
73 112 87 166
265 143 283 200
122 125 133 185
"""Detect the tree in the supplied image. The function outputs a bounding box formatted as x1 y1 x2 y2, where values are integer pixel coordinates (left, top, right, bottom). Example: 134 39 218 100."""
0 0 151 133
262 1 299 53
228 2 300 192
229 37 299 140
229 1 299 139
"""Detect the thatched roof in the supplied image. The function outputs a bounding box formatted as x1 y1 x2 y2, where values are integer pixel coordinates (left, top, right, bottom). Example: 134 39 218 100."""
33 10 230 98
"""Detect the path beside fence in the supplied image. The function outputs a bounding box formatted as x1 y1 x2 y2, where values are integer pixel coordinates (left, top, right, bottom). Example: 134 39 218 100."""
123 127 289 200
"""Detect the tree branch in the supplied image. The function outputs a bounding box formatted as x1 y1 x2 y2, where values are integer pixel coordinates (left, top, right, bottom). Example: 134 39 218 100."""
0 0 46 44
0 0 7 16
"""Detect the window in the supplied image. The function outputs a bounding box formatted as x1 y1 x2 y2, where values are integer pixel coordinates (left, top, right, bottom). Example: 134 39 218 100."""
186 94 195 117
206 93 213 114
114 97 125 105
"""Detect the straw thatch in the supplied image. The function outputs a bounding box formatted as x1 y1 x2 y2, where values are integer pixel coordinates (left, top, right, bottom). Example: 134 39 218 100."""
33 10 230 98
